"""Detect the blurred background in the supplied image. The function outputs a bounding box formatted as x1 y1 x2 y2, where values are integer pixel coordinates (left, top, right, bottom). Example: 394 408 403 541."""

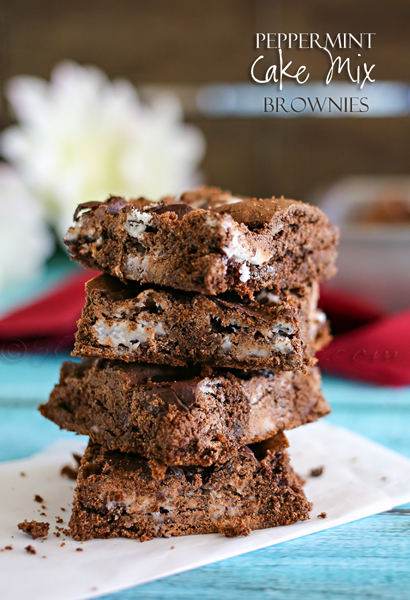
0 0 409 306
0 0 409 408
1 0 409 197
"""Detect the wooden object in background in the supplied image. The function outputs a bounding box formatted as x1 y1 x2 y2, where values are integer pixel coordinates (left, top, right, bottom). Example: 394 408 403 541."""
1 0 409 199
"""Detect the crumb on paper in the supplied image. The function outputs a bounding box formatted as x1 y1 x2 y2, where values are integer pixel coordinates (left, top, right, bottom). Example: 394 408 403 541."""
309 466 324 477
381 476 387 481
4 545 13 550
224 524 250 538
76 548 83 552
40 512 46 516
18 520 50 539
20 472 26 477
54 532 61 538
60 507 66 512
25 545 36 554
318 512 327 519
61 542 66 547
170 546 175 549
56 516 64 524
41 505 46 510
60 465 78 480
34 494 43 503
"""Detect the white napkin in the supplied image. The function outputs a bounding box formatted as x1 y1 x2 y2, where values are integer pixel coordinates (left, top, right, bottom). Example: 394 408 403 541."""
1 421 410 600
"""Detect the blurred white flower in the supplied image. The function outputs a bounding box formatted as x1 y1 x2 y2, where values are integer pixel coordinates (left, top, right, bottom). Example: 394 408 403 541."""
0 61 205 237
0 164 54 291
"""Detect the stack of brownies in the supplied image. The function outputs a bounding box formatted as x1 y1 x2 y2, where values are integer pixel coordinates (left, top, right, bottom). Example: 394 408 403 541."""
40 186 338 541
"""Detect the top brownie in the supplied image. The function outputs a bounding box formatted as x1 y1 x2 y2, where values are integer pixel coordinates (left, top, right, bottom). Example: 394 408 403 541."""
65 187 338 296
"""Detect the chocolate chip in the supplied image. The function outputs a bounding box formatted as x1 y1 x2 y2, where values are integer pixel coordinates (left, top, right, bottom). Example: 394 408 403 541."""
105 197 128 215
25 545 36 554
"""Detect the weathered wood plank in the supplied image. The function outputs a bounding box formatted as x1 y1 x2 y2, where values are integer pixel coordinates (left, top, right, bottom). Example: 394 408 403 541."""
1 372 410 600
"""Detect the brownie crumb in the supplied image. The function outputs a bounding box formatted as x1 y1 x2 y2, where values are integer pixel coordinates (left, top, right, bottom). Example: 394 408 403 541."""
25 545 36 554
149 459 167 481
56 526 71 537
4 545 13 550
34 494 43 503
42 556 47 559
54 532 61 538
170 546 175 550
61 542 66 547
60 507 66 512
224 524 251 538
73 453 82 465
61 465 78 480
56 517 64 524
40 512 47 516
18 520 50 539
41 505 47 510
20 472 26 477
309 466 324 477
318 512 327 519
76 547 83 552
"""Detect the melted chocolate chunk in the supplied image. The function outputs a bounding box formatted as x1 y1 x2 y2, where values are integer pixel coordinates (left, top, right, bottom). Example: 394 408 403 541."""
105 197 128 215
169 381 198 406
146 387 189 412
73 201 103 221
214 298 273 322
146 381 199 412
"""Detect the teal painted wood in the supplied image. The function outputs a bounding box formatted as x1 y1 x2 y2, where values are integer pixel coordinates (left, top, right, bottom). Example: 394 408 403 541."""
1 373 410 599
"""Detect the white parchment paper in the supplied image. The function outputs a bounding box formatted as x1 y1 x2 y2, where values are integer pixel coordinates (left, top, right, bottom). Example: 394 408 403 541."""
2 421 410 600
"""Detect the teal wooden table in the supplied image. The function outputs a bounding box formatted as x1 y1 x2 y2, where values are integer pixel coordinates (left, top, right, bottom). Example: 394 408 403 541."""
1 267 410 599
1 356 410 600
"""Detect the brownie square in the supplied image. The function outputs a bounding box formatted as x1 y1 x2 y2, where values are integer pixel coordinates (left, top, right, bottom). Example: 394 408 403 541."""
72 274 330 371
39 359 329 467
69 434 311 541
64 186 338 296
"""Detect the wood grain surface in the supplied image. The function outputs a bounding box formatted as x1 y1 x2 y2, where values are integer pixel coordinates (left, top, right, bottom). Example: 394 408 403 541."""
1 371 410 600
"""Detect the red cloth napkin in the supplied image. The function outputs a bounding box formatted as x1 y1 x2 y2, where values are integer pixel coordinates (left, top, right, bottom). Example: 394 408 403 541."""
0 270 98 353
317 308 410 387
0 272 409 386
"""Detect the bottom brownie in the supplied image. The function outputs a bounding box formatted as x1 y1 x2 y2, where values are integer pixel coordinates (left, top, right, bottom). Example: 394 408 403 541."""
69 435 311 541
